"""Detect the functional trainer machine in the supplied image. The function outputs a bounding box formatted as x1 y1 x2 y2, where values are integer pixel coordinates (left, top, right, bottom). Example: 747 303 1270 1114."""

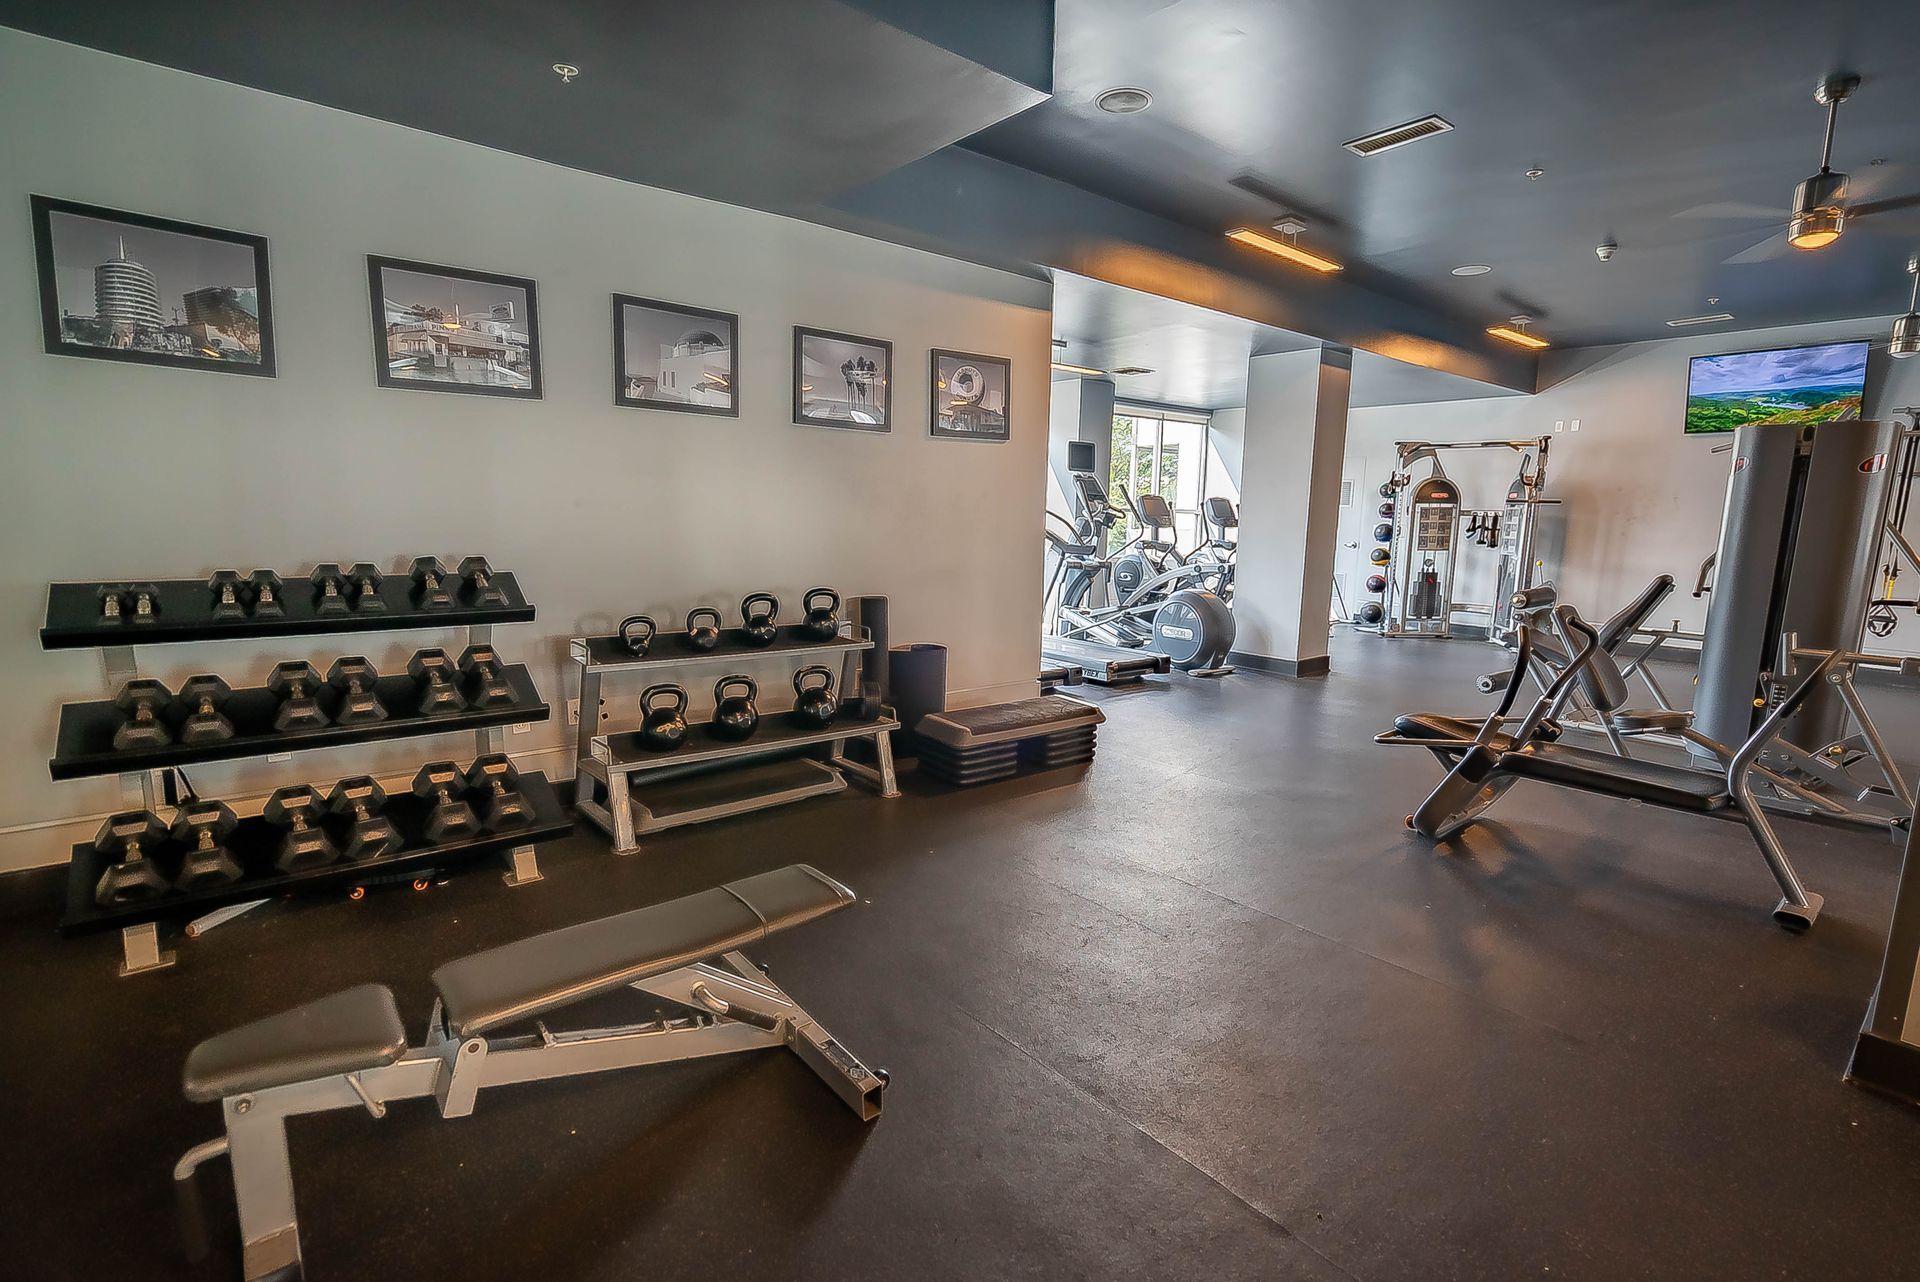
174 864 885 1281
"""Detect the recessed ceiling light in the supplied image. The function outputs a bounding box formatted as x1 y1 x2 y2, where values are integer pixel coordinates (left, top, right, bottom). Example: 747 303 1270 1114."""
1487 315 1549 349
1052 361 1108 377
1525 167 1545 181
1666 313 1737 327
552 63 580 83
1111 366 1154 376
1451 264 1492 276
1226 224 1343 273
1095 87 1153 115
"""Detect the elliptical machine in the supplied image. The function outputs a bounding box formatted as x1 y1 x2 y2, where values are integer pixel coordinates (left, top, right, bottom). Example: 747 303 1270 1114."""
1189 496 1238 599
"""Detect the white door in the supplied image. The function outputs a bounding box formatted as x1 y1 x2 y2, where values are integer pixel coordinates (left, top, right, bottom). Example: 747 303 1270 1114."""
1332 469 1366 622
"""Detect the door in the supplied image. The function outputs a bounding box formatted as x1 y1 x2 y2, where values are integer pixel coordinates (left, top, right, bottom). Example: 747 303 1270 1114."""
1332 468 1366 622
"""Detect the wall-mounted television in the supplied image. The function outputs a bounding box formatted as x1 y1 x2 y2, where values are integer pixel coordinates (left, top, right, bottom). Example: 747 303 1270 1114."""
1684 339 1869 434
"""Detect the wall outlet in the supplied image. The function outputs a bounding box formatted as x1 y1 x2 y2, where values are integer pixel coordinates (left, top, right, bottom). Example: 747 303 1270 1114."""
268 752 292 763
566 699 580 726
1554 420 1564 433
512 721 531 735
1570 418 1581 432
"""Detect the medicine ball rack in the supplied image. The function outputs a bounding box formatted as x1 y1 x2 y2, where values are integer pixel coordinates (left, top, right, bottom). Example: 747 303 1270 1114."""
569 620 899 856
39 560 562 977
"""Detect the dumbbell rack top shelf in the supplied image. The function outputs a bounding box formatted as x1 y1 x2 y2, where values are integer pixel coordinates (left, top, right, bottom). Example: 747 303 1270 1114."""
49 665 549 780
40 572 534 648
59 771 571 936
570 626 869 672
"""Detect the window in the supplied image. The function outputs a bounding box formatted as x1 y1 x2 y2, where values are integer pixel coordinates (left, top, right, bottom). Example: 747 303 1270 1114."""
1109 406 1219 551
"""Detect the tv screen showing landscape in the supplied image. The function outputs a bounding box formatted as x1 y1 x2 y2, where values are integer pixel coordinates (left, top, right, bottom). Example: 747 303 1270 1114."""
1684 340 1869 434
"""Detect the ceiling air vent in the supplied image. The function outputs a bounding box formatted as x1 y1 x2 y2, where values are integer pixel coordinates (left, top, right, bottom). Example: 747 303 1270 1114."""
1342 115 1454 157
1111 366 1154 376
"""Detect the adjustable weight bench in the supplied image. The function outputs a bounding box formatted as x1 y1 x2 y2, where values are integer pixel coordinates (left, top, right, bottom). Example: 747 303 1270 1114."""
174 864 885 1281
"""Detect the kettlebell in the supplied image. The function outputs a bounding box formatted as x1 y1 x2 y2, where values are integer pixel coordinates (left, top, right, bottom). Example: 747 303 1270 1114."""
740 593 779 647
638 684 688 752
791 665 838 729
800 587 841 642
712 676 759 740
685 607 722 652
618 614 656 657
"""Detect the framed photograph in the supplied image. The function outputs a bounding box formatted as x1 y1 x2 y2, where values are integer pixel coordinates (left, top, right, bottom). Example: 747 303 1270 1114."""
612 295 738 416
930 349 1011 442
30 195 276 376
367 256 541 398
793 327 891 432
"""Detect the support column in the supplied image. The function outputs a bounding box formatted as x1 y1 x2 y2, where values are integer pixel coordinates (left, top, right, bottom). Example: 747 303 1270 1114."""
1231 345 1352 676
1047 375 1116 500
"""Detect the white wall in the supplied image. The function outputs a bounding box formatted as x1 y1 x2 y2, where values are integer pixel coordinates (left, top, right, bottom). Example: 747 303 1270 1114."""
0 31 1052 871
1341 317 1920 641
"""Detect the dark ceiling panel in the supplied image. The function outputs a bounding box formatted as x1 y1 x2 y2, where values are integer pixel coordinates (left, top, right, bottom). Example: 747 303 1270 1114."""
841 0 1055 91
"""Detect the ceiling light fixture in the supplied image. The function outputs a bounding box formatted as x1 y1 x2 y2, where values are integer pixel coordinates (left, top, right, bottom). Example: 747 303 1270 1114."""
1451 264 1492 276
1893 256 1920 359
1666 312 1737 327
1486 315 1549 349
1596 241 1618 261
552 63 580 83
1227 220 1343 273
1095 86 1153 114
1525 167 1545 181
1051 361 1108 377
1789 74 1859 250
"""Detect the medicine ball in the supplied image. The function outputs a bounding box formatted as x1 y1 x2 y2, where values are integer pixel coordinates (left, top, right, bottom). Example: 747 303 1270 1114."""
1378 501 1395 518
1373 522 1393 542
1369 547 1390 565
1366 574 1387 593
1379 481 1396 498
1355 602 1385 626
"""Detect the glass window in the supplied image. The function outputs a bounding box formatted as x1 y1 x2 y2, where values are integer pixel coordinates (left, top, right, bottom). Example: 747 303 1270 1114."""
1108 406 1214 552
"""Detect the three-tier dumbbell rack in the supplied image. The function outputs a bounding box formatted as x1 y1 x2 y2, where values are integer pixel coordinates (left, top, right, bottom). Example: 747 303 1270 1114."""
569 610 899 856
40 562 565 976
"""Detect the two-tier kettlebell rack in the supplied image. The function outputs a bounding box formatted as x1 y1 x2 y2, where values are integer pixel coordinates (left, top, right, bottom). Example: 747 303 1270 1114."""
569 604 899 856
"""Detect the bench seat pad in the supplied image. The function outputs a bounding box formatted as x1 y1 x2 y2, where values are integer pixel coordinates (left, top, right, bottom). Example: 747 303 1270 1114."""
432 864 854 1040
1391 713 1561 753
1504 742 1731 812
183 984 406 1103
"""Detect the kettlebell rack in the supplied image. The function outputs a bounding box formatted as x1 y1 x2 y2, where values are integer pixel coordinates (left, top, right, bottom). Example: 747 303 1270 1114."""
39 560 563 977
569 616 899 856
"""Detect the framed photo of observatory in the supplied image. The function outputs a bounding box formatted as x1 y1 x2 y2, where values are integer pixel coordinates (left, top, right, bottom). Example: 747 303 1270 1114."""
30 195 277 377
367 255 542 399
613 294 739 416
793 326 892 432
929 349 1011 442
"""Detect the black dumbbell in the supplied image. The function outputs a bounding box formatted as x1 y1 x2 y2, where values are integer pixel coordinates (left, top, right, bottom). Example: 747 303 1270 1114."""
179 675 236 745
171 801 243 890
412 761 480 843
465 754 532 831
458 644 515 708
264 785 340 872
327 776 402 861
248 570 285 619
92 810 173 906
347 563 385 612
209 570 248 621
408 649 468 715
327 656 388 725
112 678 174 751
311 563 351 616
410 556 453 609
267 660 331 732
458 556 507 607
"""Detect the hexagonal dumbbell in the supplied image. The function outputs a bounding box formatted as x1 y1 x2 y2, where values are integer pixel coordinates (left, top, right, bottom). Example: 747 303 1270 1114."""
327 656 388 725
410 556 453 610
267 660 331 733
347 563 386 613
170 801 243 891
310 563 351 616
465 754 532 831
208 569 248 621
407 648 468 716
457 644 516 708
264 785 340 873
248 569 286 619
92 810 173 906
179 675 236 745
326 776 402 862
112 678 175 752
458 556 507 607
412 761 480 843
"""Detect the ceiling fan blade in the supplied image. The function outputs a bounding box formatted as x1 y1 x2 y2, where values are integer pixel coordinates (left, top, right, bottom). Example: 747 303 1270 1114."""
1723 230 1791 265
1851 192 1920 220
1674 201 1781 220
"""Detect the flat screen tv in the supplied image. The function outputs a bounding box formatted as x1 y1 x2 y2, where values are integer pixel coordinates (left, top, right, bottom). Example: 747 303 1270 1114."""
1684 339 1869 434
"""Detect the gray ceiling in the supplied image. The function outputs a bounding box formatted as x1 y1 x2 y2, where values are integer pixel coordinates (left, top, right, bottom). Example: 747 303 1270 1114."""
969 0 1920 348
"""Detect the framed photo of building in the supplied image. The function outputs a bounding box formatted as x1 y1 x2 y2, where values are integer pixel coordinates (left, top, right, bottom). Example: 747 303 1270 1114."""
930 349 1011 442
793 327 891 432
612 295 738 416
367 256 541 398
30 195 276 376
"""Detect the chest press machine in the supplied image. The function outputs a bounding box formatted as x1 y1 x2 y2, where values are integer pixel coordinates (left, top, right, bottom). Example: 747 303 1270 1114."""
172 864 885 1281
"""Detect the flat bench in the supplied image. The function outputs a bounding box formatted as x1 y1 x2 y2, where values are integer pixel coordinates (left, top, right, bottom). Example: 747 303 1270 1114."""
175 864 885 1281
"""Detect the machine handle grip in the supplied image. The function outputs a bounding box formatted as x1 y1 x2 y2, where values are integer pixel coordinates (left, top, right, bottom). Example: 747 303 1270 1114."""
1693 553 1717 598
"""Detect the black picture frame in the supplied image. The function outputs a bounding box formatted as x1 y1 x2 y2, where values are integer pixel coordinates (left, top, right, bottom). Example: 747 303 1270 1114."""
367 255 542 399
793 326 892 432
30 195 277 377
611 294 740 417
929 348 1012 442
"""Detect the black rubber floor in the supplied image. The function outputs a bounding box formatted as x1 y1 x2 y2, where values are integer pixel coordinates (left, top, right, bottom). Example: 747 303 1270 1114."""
2 630 1917 1280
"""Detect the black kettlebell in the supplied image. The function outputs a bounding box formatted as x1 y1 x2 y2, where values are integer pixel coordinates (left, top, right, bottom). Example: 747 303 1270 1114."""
638 684 688 752
685 607 722 652
712 676 759 740
618 614 656 657
740 593 779 647
800 587 841 641
791 665 838 729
